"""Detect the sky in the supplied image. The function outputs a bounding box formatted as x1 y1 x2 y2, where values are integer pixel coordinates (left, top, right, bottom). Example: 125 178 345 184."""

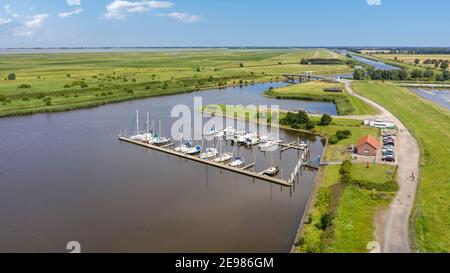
0 0 449 48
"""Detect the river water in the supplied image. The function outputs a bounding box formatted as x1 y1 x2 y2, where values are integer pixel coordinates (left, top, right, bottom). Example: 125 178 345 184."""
410 88 450 111
0 82 334 252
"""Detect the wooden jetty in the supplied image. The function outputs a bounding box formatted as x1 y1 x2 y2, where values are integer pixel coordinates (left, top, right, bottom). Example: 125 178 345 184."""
119 137 293 187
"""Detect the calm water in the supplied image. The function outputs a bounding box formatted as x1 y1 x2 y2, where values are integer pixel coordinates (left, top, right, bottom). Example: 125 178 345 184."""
410 88 450 110
338 50 401 71
0 83 330 253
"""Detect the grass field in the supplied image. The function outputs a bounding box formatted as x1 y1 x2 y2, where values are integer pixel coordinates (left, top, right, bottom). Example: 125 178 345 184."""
296 164 395 253
372 54 450 69
352 81 450 252
0 49 355 117
263 81 379 115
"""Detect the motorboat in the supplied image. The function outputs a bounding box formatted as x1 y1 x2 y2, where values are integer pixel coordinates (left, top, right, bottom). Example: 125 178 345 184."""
259 140 282 150
175 140 193 153
152 136 171 146
204 128 217 136
185 145 202 155
261 166 279 176
200 148 219 159
244 136 260 146
229 157 245 167
213 153 233 163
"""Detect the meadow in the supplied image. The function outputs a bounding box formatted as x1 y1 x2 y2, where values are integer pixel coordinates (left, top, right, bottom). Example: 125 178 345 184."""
0 49 355 117
352 81 450 252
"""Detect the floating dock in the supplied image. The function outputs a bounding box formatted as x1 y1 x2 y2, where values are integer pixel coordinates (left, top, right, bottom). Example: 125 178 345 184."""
119 137 299 187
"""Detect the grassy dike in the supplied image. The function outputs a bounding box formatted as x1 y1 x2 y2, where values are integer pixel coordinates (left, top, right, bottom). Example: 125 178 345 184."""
352 81 450 252
201 104 394 252
263 81 379 116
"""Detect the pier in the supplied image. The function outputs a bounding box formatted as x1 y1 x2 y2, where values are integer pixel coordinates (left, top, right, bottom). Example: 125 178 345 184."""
119 136 310 187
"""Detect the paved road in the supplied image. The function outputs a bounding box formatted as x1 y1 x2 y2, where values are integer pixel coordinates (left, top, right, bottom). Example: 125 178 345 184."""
342 80 420 253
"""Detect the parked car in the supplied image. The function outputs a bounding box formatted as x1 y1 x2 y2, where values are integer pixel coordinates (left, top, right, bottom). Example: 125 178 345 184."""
383 144 395 149
382 155 395 162
383 150 395 156
384 141 395 147
383 137 395 143
382 148 395 153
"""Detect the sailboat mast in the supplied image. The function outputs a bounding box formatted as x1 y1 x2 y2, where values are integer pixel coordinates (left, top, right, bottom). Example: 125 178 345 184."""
136 109 139 134
146 112 149 133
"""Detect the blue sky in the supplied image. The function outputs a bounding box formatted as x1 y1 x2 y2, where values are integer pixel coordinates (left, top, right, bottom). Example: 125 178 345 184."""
0 0 449 47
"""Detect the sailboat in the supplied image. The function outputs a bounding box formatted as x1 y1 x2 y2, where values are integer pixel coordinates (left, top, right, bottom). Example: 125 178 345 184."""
259 140 282 151
152 120 171 145
228 144 245 167
213 138 232 163
175 140 193 153
229 156 245 167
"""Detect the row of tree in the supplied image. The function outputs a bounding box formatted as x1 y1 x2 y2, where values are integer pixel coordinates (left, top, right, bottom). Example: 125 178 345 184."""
353 67 450 81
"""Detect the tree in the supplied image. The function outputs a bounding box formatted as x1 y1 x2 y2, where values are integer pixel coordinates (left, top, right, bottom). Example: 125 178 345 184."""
319 114 332 126
441 61 449 71
7 73 16 80
353 69 366 80
443 70 450 81
424 69 434 78
300 58 309 65
239 63 244 68
410 69 423 79
414 59 420 65
398 69 408 80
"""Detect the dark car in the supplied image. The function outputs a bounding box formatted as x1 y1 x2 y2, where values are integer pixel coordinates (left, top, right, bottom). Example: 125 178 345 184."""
382 156 395 162
384 141 395 146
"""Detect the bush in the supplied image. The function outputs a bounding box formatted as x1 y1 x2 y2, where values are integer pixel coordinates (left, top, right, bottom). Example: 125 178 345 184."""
291 124 300 129
305 120 315 130
125 88 134 94
319 114 332 126
339 160 353 184
336 130 352 140
328 135 340 144
316 213 333 231
22 97 30 101
7 73 16 80
18 84 31 89
0 95 6 101
350 179 399 192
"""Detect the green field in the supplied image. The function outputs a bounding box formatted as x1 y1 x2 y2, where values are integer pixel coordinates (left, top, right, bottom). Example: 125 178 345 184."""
264 81 379 115
352 81 450 252
0 49 355 117
296 164 396 253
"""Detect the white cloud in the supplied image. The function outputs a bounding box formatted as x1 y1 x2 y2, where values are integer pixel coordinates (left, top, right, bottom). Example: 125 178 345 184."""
59 8 83 18
367 0 382 6
103 0 174 20
13 13 49 37
0 18 11 25
158 12 200 23
67 0 81 6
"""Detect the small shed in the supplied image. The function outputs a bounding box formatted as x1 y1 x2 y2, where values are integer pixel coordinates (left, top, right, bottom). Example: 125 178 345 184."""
356 135 379 156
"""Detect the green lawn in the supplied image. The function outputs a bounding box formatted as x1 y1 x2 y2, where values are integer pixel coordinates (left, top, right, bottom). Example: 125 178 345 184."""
352 80 450 252
296 164 395 253
0 49 355 117
264 81 378 116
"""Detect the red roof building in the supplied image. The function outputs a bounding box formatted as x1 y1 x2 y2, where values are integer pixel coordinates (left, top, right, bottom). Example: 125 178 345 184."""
356 135 379 156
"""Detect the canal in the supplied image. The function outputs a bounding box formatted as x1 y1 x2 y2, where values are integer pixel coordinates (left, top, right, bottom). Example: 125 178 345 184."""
0 82 331 252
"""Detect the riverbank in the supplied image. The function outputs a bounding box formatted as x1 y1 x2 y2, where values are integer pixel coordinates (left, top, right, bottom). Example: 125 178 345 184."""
0 49 355 118
263 81 379 116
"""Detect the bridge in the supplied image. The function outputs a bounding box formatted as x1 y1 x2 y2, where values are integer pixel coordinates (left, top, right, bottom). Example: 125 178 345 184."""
282 73 337 83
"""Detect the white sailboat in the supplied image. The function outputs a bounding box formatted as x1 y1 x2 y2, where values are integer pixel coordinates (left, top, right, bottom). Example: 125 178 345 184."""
185 145 202 155
213 138 232 163
229 156 245 167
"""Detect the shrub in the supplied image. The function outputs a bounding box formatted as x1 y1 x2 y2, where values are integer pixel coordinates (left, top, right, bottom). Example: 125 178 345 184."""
125 88 134 94
291 124 300 129
305 120 315 130
239 63 244 68
316 213 333 231
339 160 353 184
18 84 31 89
0 95 6 101
80 83 88 88
319 114 332 126
7 73 16 80
336 130 351 140
328 135 340 144
64 84 70 88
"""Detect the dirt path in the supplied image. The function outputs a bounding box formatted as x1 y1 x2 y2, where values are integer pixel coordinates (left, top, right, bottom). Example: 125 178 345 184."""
342 80 420 253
